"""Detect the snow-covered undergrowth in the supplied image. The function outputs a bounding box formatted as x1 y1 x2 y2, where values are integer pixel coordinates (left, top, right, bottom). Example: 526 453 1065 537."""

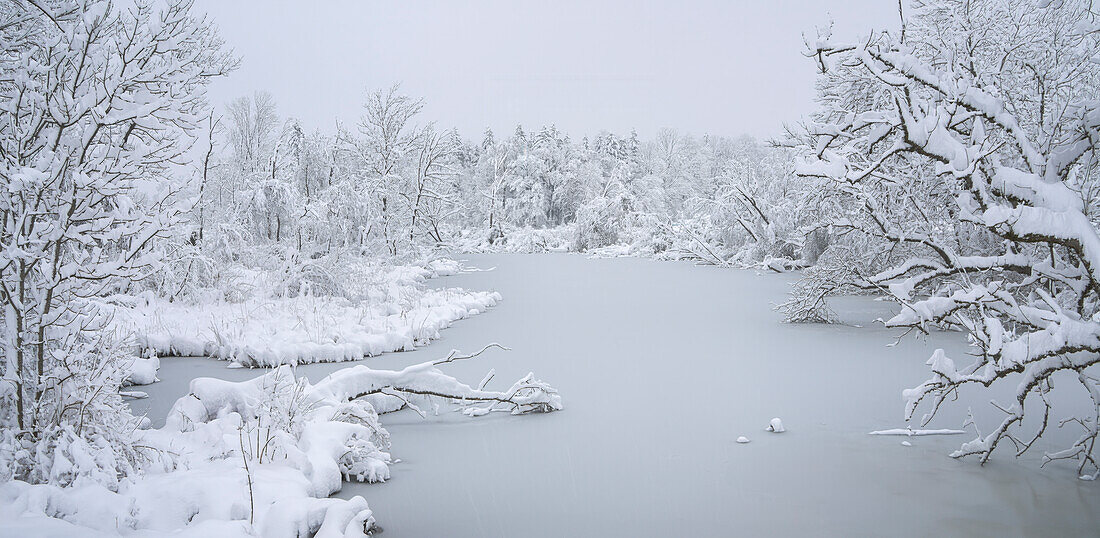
455 221 810 273
456 225 575 254
110 258 497 367
0 348 560 536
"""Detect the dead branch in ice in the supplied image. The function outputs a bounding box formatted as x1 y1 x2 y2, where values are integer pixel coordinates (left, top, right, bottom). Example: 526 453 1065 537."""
311 343 561 416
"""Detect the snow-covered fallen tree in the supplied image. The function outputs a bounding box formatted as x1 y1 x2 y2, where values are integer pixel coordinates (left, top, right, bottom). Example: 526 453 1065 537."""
792 0 1100 477
0 345 560 536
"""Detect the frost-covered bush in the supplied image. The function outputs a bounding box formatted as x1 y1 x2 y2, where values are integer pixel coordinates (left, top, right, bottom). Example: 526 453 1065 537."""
478 225 574 253
0 327 145 492
573 196 622 251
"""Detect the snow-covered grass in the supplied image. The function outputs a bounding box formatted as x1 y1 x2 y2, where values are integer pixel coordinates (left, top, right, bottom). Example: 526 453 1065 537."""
108 258 498 367
118 288 499 367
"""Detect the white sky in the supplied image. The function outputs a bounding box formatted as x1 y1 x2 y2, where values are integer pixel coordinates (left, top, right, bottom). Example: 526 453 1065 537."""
195 0 899 140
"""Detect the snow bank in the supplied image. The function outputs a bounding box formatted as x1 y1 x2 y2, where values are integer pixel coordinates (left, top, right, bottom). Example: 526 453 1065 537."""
0 462 374 538
0 366 381 537
423 257 466 277
109 259 500 366
0 349 560 536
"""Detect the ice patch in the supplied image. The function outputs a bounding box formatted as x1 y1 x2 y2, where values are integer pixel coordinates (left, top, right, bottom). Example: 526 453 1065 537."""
868 428 966 436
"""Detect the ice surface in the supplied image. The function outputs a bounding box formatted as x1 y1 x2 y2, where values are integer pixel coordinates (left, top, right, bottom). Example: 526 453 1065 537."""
869 429 967 436
131 254 1100 537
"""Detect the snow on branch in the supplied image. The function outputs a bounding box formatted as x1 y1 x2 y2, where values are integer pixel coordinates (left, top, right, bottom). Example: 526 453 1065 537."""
310 343 562 416
791 0 1100 477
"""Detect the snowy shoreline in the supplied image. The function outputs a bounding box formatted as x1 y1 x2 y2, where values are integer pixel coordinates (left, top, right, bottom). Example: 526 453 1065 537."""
109 259 502 368
120 288 501 367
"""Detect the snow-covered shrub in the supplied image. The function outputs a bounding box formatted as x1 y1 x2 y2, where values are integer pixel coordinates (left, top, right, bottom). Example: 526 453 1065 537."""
0 329 145 492
777 247 858 323
573 196 622 251
476 225 574 253
800 228 831 266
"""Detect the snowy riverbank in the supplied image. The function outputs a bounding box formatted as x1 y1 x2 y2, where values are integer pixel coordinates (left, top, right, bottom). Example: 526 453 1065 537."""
109 259 499 367
132 254 1098 537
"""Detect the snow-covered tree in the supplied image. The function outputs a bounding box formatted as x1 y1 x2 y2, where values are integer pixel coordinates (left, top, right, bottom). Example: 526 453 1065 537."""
404 125 459 244
355 84 424 255
792 0 1100 477
0 0 234 484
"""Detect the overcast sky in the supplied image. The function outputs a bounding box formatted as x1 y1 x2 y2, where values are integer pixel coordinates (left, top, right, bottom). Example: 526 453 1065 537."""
195 0 899 141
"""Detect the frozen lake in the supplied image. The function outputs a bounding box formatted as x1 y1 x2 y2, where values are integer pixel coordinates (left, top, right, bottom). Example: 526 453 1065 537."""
132 253 1100 537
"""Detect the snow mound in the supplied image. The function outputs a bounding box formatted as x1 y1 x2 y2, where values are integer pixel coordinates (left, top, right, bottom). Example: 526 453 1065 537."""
122 354 160 386
736 436 751 444
423 257 467 277
766 418 785 433
0 365 382 537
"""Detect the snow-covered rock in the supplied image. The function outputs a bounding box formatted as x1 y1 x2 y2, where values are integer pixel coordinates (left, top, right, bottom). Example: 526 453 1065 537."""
766 418 785 433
